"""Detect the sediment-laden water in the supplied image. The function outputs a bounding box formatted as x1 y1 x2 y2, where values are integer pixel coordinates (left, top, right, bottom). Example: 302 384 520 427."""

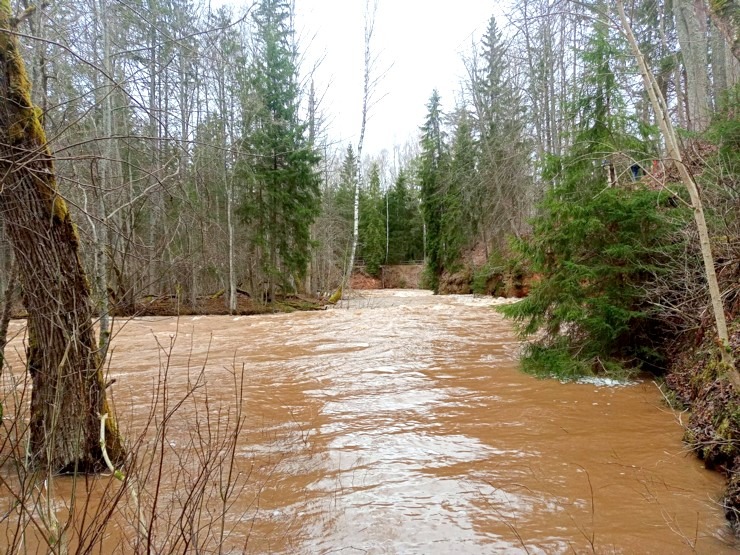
1 290 736 553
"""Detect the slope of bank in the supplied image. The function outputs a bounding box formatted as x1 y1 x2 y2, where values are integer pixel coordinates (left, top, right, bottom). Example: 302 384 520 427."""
666 321 740 533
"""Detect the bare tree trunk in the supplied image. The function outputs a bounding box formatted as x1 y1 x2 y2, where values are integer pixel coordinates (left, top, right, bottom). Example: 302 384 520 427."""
712 15 740 97
521 1 545 163
306 81 317 296
214 55 238 313
147 0 161 296
0 3 124 471
703 0 740 62
674 0 712 131
676 64 688 129
26 0 48 120
95 0 113 359
712 19 729 104
618 0 738 385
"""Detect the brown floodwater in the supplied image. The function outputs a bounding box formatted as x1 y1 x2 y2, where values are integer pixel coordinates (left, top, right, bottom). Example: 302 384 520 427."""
1 289 738 553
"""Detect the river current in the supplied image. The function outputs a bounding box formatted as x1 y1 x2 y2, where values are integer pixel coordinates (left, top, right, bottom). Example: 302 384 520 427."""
1 289 736 553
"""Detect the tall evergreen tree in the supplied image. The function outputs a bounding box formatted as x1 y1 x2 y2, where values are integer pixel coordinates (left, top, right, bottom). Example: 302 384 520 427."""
442 109 476 269
499 14 675 377
336 144 359 228
472 15 529 245
474 16 508 144
386 169 423 264
418 90 448 292
240 0 320 299
360 163 386 276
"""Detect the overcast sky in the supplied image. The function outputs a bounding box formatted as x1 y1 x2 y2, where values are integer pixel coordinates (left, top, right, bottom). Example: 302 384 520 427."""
294 1 509 157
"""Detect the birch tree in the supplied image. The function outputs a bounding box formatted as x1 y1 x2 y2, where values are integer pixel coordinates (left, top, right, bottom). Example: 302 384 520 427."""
344 0 379 290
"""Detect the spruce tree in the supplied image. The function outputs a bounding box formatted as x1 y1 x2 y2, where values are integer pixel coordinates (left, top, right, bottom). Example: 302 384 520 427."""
240 0 320 299
499 15 683 378
336 144 359 228
386 169 423 264
360 163 386 277
418 90 448 292
442 109 476 270
471 15 529 244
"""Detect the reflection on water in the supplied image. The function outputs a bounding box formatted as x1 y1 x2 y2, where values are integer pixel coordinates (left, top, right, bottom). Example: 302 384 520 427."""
1 290 736 553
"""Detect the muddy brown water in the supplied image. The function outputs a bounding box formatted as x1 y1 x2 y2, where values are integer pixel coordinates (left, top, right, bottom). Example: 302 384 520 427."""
1 289 737 553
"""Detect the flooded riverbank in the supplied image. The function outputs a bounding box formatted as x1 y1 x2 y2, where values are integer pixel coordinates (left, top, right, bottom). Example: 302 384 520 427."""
1 290 736 553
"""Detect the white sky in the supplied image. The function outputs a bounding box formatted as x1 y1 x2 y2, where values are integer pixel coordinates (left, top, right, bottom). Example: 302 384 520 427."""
294 1 509 157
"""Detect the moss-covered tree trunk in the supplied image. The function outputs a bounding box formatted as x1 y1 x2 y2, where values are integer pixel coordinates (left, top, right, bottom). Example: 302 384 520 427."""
0 0 124 472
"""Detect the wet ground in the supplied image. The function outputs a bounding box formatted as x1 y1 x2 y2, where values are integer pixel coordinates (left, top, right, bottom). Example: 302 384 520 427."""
1 290 737 553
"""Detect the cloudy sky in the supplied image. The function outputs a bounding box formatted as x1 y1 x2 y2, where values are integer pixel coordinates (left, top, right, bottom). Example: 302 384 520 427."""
294 1 509 157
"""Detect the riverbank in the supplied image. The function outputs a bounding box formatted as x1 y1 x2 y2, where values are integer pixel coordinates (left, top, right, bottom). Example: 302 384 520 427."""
112 292 326 317
665 322 740 533
7 291 326 319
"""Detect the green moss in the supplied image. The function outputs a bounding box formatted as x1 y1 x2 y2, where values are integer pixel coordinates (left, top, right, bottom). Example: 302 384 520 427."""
684 427 697 445
327 287 342 304
53 196 69 221
708 0 731 15
273 302 295 313
714 400 740 456
1 0 62 216
690 357 721 388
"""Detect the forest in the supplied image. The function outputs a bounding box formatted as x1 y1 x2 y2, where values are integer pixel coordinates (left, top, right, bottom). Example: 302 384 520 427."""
0 0 739 550
0 0 735 324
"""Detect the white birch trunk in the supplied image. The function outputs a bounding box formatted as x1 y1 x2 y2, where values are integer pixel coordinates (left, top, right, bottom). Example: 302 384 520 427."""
346 3 375 287
219 69 237 314
227 187 236 312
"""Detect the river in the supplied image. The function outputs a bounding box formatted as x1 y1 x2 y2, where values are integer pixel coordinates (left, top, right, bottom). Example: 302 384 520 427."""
1 290 737 553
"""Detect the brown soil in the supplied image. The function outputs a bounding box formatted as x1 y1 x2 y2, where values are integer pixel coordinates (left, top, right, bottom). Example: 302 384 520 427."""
379 265 423 289
439 266 533 297
468 242 489 267
439 268 473 294
350 271 382 290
